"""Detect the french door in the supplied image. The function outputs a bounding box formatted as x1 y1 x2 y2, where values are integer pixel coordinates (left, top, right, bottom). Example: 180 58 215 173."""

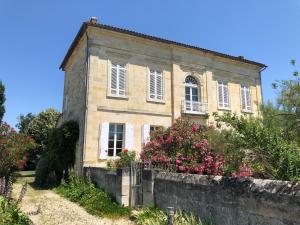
185 85 199 111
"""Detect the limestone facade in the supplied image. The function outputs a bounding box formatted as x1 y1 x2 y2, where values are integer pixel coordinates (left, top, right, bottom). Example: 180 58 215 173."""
61 21 265 172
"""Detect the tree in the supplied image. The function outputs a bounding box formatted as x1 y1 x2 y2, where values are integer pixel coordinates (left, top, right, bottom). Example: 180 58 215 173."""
16 113 36 135
35 121 79 186
272 60 300 143
27 108 61 147
0 81 5 123
0 122 36 178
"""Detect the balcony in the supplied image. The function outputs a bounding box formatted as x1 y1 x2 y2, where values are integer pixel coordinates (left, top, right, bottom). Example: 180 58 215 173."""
182 100 208 115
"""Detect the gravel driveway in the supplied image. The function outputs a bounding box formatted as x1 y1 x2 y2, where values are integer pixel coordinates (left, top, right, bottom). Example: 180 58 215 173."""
13 174 134 225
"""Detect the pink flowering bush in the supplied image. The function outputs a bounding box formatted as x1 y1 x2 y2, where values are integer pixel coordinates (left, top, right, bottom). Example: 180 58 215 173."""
0 122 36 178
141 118 224 175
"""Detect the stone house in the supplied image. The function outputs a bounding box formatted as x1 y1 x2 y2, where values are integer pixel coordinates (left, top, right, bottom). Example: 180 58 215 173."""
60 17 266 174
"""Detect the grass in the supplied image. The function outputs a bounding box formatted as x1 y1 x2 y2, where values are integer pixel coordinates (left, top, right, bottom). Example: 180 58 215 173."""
54 176 131 219
0 196 31 225
135 206 215 225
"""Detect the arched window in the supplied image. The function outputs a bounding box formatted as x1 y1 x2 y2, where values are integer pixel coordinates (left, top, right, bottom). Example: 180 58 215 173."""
185 75 200 112
185 76 198 85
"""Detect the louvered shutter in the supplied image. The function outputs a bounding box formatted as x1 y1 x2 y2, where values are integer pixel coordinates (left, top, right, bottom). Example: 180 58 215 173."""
125 123 134 151
141 124 150 145
156 71 163 100
118 64 126 96
149 70 156 99
218 82 224 108
223 84 229 107
246 87 251 110
99 122 109 159
241 85 251 111
111 63 118 95
241 86 246 110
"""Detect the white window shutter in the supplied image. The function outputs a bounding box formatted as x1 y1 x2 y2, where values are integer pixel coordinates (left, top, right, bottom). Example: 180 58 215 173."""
99 122 109 159
141 124 150 145
246 87 251 110
218 82 223 108
118 65 126 96
125 123 134 151
149 70 155 99
156 72 163 100
223 84 229 107
111 64 117 95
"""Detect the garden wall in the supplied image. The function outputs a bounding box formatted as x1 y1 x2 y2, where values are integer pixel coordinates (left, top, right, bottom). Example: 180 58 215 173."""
84 167 131 206
153 172 300 225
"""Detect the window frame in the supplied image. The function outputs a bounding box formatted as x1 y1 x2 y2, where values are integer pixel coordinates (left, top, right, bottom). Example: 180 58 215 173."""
147 67 165 103
107 123 124 157
217 81 230 110
107 60 128 99
240 85 252 112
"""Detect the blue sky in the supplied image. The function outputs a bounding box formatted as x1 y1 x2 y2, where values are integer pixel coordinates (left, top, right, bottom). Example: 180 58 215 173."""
0 0 299 127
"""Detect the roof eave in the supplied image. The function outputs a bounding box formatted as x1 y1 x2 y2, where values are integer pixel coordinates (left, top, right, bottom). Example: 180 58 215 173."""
59 22 266 71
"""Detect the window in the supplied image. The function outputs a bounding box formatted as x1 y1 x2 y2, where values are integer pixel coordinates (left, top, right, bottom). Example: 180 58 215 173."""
218 81 229 109
150 125 163 132
149 69 163 101
108 123 124 157
241 85 251 111
110 62 126 96
185 76 199 112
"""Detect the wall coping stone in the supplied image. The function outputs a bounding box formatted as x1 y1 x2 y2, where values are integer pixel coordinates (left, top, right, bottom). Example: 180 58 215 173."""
155 172 300 197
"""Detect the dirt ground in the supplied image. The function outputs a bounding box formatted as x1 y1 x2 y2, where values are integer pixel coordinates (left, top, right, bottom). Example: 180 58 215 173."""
12 172 134 225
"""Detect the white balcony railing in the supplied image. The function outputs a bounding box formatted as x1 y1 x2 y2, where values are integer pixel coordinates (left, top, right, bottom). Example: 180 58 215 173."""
182 100 208 115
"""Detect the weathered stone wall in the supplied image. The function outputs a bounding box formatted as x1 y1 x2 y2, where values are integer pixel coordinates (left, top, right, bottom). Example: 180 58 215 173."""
154 172 300 225
62 35 87 175
85 167 131 206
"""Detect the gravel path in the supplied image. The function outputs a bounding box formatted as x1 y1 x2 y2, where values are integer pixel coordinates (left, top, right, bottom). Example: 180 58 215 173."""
13 175 134 225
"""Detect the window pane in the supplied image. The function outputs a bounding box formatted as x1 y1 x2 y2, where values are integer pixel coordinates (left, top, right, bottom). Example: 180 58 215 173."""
116 148 122 156
109 133 114 140
108 149 114 156
116 141 123 149
116 133 123 141
109 124 115 132
117 125 123 133
192 95 198 101
108 140 114 149
192 88 198 96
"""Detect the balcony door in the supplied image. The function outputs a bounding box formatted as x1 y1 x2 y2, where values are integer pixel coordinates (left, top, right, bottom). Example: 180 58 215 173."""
185 76 199 112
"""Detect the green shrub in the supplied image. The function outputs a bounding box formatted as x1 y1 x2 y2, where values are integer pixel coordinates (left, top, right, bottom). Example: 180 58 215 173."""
35 120 79 186
135 207 214 225
106 149 136 169
54 176 131 219
213 112 300 181
135 206 167 225
0 196 31 225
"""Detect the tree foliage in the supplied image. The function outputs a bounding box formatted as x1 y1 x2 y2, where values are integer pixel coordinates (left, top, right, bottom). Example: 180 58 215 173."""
0 81 5 123
35 120 79 186
214 112 300 181
0 123 36 178
16 113 35 135
27 108 60 147
272 60 300 143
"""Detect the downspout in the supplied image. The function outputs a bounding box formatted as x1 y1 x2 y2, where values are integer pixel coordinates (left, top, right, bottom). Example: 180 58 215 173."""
81 26 90 176
258 65 267 116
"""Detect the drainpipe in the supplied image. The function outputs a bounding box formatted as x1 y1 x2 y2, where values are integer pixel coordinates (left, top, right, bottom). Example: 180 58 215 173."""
258 65 267 116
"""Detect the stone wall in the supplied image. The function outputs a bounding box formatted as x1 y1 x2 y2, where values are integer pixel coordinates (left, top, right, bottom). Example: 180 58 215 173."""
85 167 131 206
153 172 300 225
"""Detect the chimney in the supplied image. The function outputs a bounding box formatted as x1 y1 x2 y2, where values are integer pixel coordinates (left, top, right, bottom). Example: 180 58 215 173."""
90 17 98 24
